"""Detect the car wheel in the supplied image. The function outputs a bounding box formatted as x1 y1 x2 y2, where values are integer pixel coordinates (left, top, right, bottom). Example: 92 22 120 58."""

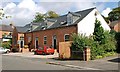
42 52 46 55
6 50 9 53
34 52 37 55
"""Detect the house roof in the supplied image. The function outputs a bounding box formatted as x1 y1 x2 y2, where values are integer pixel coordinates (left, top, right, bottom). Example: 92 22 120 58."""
109 20 119 27
16 26 26 33
15 22 41 33
0 24 13 32
32 7 95 32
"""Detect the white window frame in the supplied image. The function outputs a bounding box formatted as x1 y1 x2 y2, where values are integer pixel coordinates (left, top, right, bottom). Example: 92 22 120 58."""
43 36 47 45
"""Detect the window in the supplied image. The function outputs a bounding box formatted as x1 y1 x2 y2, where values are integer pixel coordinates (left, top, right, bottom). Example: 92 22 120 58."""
28 37 31 42
64 34 70 42
44 36 47 45
67 13 73 24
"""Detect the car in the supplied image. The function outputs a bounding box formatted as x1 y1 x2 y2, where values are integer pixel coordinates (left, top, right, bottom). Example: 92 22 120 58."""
34 46 54 55
0 47 10 54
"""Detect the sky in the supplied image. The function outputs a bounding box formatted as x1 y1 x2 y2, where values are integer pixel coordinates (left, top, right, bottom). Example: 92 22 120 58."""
0 0 119 26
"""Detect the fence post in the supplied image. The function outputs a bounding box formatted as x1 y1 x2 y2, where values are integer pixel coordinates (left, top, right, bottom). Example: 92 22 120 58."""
84 47 91 61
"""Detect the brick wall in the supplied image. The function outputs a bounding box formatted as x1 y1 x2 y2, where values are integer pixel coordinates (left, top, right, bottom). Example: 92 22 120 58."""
113 20 120 32
0 31 2 39
24 25 77 51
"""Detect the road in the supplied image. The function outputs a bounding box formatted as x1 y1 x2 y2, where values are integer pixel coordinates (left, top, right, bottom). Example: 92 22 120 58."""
2 55 81 70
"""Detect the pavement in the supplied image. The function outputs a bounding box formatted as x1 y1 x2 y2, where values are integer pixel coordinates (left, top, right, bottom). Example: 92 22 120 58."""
2 52 59 58
2 52 120 70
47 54 120 70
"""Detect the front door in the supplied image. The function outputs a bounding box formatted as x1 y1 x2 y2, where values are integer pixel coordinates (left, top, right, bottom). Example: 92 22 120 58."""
35 37 39 49
20 41 24 48
53 35 57 49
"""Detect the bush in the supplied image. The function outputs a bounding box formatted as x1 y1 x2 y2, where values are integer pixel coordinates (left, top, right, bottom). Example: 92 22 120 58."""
71 33 94 52
2 42 11 49
90 31 117 60
71 19 117 60
71 31 117 60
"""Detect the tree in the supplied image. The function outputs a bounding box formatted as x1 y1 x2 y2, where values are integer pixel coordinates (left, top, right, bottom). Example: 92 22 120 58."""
46 11 59 18
33 11 59 23
108 7 120 21
0 8 4 19
0 8 12 20
93 19 105 44
33 12 45 22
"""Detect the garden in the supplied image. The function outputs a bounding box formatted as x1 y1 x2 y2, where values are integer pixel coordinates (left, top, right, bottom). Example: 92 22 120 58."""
71 19 118 60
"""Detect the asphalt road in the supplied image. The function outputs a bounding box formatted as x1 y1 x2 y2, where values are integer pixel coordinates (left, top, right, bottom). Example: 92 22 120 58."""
2 55 81 70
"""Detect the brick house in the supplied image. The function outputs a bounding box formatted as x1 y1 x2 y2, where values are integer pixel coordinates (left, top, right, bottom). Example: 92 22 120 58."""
109 20 120 32
24 7 110 52
12 23 40 52
0 24 14 42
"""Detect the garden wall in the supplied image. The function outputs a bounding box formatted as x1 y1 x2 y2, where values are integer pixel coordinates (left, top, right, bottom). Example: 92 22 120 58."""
59 41 72 59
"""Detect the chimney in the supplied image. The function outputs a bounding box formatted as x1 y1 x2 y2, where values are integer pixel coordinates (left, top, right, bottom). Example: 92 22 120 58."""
10 22 14 29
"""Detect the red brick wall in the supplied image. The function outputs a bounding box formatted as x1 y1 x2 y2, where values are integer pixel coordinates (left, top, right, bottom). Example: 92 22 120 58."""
24 32 33 45
24 25 77 50
113 20 120 32
114 24 119 32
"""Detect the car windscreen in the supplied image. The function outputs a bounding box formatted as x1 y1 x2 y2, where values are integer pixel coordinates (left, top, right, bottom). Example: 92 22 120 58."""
38 47 44 50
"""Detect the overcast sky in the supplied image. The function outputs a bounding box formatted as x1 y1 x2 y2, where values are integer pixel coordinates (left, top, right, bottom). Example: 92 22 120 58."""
0 0 119 26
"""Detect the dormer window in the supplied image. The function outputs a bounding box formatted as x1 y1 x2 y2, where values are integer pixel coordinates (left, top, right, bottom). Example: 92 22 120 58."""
67 13 73 25
60 21 67 25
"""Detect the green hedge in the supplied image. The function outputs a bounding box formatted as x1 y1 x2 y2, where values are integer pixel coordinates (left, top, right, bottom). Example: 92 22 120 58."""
71 31 117 60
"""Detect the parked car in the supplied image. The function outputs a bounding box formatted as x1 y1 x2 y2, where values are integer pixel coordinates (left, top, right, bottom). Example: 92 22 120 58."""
34 46 54 55
0 47 10 54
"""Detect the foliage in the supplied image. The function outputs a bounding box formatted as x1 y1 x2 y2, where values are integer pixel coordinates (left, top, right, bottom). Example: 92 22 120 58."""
0 8 12 20
46 11 59 18
71 19 117 60
71 33 94 52
1 39 12 49
33 12 45 22
108 7 120 21
2 41 11 49
33 11 59 23
89 31 116 60
93 19 105 44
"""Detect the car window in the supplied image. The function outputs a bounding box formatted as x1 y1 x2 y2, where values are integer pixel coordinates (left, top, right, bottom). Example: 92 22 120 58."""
0 47 4 50
38 47 44 50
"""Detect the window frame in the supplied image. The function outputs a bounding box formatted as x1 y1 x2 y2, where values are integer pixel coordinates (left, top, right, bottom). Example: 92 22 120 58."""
64 34 70 42
43 36 47 45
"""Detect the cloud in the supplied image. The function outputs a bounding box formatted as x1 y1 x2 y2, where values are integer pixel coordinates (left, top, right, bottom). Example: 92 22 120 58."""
101 8 112 17
74 2 95 11
1 0 108 26
2 0 46 26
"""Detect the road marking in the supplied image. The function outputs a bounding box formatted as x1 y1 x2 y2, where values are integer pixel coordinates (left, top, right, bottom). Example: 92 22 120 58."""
47 62 101 70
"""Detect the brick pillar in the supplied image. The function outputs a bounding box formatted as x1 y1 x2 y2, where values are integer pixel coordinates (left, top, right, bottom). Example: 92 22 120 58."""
84 47 91 61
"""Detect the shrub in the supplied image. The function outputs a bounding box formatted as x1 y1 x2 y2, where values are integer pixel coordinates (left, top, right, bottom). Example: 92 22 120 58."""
93 19 105 44
71 19 117 60
71 33 94 52
2 42 11 49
